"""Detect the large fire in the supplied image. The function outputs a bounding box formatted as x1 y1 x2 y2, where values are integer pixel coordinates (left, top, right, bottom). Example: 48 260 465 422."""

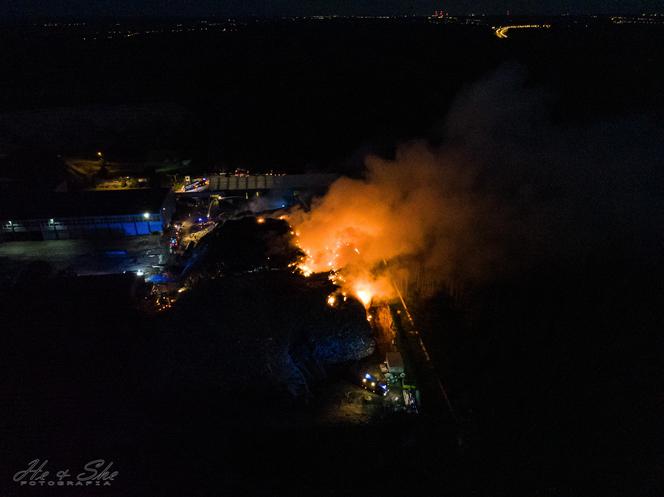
288 224 396 308
282 143 490 307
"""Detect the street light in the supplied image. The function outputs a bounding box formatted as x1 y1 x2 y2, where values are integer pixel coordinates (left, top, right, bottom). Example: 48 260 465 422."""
143 212 150 219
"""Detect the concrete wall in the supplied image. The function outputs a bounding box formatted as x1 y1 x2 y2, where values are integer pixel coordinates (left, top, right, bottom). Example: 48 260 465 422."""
207 173 338 192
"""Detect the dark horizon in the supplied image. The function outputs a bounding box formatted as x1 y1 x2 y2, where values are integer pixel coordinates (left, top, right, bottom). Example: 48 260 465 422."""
1 13 663 28
1 0 663 21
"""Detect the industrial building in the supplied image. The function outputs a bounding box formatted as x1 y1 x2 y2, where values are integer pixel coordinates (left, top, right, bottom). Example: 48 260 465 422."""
0 188 174 241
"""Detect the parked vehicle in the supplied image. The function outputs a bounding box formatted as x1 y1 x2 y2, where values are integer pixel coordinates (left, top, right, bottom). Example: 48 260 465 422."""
361 372 388 396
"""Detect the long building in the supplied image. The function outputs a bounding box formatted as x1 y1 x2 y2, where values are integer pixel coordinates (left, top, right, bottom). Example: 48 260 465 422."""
0 188 173 241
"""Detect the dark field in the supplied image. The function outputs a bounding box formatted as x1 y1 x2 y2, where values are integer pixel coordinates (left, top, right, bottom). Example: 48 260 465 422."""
2 18 664 170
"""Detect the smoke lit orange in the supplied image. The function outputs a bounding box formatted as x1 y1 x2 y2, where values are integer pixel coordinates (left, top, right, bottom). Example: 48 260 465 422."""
286 142 494 305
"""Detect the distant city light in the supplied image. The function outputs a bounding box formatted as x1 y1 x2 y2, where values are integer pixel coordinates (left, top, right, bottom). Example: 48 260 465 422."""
143 212 150 219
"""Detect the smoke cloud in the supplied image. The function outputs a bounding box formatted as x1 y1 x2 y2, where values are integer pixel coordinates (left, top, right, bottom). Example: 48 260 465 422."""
289 65 664 301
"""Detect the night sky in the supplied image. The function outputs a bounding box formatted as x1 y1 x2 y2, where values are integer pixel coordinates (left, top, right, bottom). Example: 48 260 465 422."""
0 0 662 18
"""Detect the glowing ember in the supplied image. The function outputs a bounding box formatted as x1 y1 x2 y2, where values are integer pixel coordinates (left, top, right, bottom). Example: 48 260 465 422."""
355 289 372 307
299 263 313 277
327 294 336 307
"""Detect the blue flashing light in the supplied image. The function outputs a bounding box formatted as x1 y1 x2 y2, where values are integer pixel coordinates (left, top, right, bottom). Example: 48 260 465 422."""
146 274 176 284
105 250 127 257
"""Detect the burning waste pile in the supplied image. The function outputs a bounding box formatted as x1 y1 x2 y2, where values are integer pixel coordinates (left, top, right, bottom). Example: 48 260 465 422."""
284 144 503 306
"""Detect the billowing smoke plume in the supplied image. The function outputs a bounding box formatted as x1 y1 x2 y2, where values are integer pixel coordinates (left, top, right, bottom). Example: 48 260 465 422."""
288 145 502 301
289 65 664 302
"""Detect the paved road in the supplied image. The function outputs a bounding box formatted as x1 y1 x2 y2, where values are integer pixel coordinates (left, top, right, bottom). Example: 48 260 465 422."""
0 236 166 280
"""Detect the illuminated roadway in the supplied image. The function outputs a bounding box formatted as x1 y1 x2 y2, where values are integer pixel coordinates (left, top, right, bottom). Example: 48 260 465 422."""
494 24 552 39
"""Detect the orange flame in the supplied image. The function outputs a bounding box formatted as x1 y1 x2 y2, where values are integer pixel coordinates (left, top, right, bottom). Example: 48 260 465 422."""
354 288 372 307
290 220 394 306
291 232 384 302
